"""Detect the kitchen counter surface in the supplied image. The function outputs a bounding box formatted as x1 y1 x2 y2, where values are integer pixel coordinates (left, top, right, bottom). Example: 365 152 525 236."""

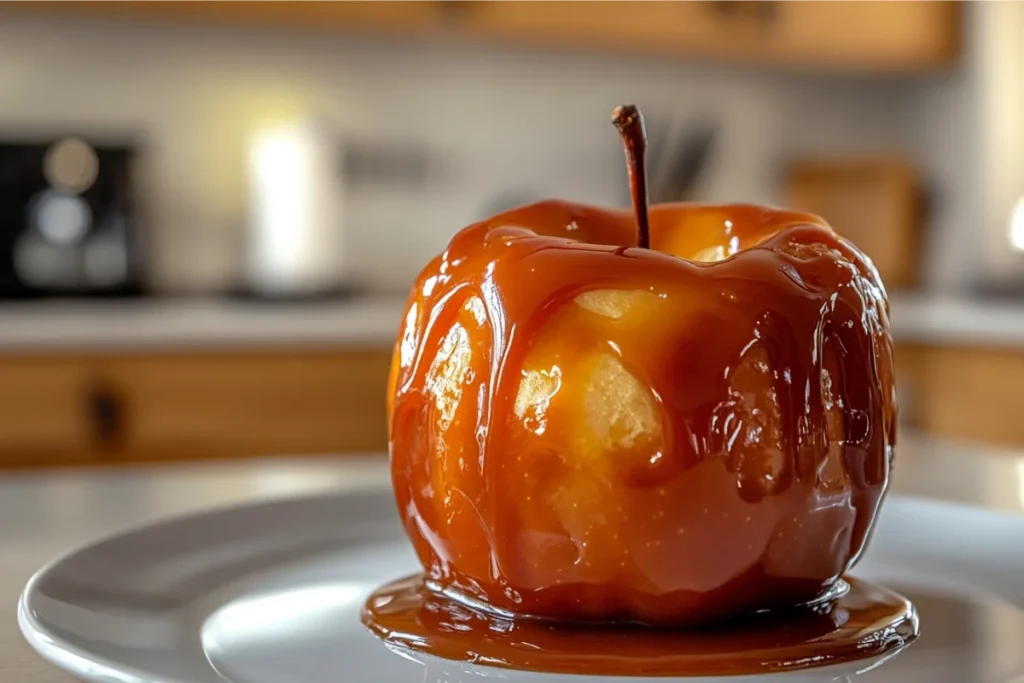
889 292 1024 347
0 432 1022 682
0 296 408 352
0 292 1023 352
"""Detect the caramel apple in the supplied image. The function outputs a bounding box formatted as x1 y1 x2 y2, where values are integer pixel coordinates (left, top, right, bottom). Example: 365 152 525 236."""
386 105 896 626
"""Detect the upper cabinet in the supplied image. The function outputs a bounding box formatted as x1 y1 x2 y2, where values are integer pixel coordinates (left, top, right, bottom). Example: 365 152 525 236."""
5 1 961 73
762 1 961 71
5 1 442 34
458 1 960 72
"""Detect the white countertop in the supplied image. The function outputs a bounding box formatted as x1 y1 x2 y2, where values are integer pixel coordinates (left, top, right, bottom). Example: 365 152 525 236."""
0 292 1022 352
0 296 408 352
888 292 1024 347
0 432 1021 682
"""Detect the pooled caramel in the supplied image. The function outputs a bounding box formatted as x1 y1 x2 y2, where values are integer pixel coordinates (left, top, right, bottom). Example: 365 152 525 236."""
363 574 917 677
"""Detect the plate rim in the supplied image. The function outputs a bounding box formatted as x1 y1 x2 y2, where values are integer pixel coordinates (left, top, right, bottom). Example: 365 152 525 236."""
18 490 1024 683
18 485 396 683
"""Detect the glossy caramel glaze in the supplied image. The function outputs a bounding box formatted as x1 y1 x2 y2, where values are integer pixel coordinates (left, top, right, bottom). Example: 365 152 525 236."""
387 200 896 625
362 574 917 677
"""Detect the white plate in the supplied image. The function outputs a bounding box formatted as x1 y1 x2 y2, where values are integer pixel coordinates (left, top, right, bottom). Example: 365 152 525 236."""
18 489 1024 683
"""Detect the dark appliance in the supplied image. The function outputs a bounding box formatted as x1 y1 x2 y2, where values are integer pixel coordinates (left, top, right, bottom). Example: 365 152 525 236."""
0 137 144 298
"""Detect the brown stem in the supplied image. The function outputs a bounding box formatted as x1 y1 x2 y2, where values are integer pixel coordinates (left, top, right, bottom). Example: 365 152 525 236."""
611 104 651 249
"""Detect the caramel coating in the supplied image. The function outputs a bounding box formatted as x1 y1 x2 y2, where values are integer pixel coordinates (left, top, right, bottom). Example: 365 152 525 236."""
387 200 896 625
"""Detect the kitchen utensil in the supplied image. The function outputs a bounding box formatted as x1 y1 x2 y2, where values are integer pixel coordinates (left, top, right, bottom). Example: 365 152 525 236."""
650 122 717 203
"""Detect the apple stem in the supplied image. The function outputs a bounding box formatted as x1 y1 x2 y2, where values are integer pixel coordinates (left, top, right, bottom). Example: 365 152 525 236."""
611 104 651 250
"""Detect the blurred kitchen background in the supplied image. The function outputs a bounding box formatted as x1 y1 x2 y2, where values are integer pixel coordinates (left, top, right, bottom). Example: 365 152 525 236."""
0 0 1022 469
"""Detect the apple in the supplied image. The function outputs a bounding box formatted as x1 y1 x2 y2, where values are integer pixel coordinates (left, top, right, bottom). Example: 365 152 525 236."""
386 105 896 625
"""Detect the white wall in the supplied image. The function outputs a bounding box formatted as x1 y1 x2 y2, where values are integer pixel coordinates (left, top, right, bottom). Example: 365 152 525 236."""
0 14 940 294
976 1 1024 283
908 5 984 293
911 2 1024 293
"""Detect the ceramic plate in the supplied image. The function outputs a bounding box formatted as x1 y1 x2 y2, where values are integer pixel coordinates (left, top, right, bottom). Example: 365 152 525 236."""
19 489 1024 683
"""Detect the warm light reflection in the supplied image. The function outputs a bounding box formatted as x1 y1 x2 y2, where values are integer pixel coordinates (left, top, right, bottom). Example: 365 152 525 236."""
1017 460 1024 511
206 583 365 639
1007 197 1024 251
246 121 316 291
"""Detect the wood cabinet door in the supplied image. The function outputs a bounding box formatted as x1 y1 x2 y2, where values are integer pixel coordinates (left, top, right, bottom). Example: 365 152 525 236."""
0 358 94 466
0 349 393 468
4 1 959 72
895 343 1024 447
3 1 439 35
766 1 960 71
458 1 959 70
457 2 749 59
101 349 393 461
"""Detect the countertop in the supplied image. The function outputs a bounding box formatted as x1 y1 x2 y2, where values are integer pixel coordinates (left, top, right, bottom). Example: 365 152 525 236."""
0 292 1023 352
2 432 1023 682
888 292 1024 347
0 296 408 352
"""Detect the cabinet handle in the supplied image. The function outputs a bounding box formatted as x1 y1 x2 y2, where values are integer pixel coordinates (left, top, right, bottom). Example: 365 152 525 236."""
87 383 123 444
709 1 741 19
435 1 477 25
755 1 779 27
709 1 777 27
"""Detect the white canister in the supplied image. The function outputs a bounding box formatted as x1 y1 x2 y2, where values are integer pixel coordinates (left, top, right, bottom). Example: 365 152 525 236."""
245 119 346 297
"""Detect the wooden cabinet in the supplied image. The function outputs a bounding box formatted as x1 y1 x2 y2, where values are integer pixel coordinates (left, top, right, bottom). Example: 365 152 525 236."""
0 359 94 466
0 348 392 468
5 1 441 35
762 2 960 71
457 2 744 57
111 350 391 460
461 1 960 71
896 343 1024 446
5 1 961 73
